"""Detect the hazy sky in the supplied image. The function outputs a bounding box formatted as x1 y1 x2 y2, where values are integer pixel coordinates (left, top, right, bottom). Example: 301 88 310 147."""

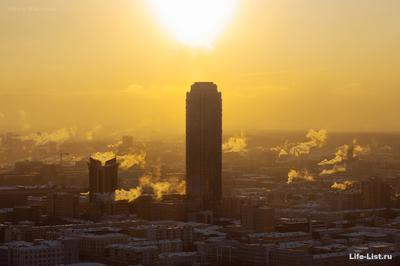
1 0 399 136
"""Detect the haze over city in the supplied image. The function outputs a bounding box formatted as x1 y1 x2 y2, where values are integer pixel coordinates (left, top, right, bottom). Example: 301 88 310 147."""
1 1 400 266
1 0 400 135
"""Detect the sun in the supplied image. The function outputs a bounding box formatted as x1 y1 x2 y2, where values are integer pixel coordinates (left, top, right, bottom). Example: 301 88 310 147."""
148 0 238 49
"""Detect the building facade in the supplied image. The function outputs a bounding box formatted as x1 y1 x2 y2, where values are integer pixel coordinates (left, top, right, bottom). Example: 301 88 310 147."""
88 157 118 198
186 82 222 209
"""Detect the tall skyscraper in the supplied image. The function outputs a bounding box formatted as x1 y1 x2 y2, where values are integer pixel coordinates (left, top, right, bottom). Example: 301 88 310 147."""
88 157 118 199
186 82 222 208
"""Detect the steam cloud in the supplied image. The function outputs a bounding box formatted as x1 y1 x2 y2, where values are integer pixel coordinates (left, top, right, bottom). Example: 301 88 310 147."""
85 125 102 141
223 132 248 153
107 140 123 149
114 176 186 202
271 129 327 157
21 127 77 145
91 151 116 165
318 140 370 176
319 165 346 176
287 169 315 184
118 152 146 170
353 142 371 157
319 141 370 166
331 180 354 190
91 151 146 170
318 145 348 166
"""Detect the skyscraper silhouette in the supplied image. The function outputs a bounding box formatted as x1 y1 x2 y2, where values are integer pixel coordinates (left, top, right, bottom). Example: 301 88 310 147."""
186 82 222 208
88 157 118 200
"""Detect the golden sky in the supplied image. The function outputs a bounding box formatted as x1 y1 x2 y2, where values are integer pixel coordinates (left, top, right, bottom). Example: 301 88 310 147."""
0 0 399 135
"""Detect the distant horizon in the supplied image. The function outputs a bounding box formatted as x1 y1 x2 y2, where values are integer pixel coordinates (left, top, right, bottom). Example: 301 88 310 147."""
2 0 400 133
3 127 400 142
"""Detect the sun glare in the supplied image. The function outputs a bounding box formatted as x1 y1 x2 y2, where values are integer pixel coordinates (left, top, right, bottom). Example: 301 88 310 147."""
148 0 238 49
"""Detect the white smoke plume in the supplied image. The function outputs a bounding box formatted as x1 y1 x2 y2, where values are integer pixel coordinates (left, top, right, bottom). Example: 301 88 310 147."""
91 151 146 170
114 175 186 202
331 180 354 190
91 151 116 165
319 140 371 167
223 132 248 153
107 140 123 149
270 141 290 157
289 129 328 156
319 165 346 176
287 169 315 184
353 142 371 157
271 129 327 157
21 127 77 145
318 145 348 166
114 186 142 202
318 140 370 176
85 125 102 141
118 151 146 170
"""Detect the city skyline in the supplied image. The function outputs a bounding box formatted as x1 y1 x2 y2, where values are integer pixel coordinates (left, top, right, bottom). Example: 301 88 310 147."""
1 2 400 265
